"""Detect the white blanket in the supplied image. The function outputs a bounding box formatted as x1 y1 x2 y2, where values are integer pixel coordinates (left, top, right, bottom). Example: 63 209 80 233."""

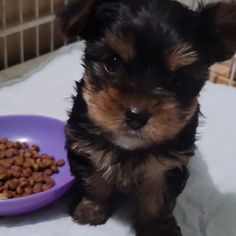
0 42 235 236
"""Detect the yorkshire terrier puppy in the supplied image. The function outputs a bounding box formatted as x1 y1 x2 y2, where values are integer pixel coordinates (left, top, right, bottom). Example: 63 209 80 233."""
59 0 236 235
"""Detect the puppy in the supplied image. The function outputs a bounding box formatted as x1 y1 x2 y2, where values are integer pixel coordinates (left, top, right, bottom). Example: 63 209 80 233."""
59 0 236 235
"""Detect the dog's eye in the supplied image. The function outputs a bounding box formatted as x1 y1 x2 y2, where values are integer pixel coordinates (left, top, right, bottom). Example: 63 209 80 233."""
168 74 183 88
104 55 121 74
172 78 183 86
151 87 166 96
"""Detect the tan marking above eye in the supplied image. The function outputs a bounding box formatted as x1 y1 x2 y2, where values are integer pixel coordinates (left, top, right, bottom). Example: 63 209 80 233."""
167 43 198 71
104 32 134 61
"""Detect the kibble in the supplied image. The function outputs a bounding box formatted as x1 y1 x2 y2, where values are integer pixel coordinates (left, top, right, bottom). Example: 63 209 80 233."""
0 193 7 199
22 168 32 178
0 137 65 199
33 183 43 193
56 159 65 167
44 169 53 176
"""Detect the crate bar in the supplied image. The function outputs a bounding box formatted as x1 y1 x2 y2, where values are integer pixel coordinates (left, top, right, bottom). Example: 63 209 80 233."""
50 0 55 51
19 0 24 62
35 0 40 57
229 55 236 86
63 0 69 45
0 16 55 38
2 0 8 68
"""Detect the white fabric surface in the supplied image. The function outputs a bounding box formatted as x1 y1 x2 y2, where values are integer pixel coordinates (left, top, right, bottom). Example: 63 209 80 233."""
0 42 236 236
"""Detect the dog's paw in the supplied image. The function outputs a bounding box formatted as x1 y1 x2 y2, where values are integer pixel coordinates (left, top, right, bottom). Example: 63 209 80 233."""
136 225 182 236
71 198 110 225
135 216 182 236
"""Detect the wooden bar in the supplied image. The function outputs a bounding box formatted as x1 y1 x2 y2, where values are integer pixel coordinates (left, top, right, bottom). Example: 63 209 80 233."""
63 0 68 45
229 56 236 86
0 15 55 38
2 0 8 68
19 0 24 62
35 0 40 57
50 0 55 51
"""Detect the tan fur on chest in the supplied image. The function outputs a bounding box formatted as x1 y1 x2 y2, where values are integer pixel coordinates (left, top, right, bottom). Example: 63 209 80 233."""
71 139 187 192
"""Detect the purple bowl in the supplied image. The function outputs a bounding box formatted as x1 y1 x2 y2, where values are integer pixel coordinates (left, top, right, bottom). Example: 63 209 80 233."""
0 115 75 216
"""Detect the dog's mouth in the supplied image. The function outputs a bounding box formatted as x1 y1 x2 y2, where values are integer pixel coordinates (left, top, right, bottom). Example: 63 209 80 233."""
123 129 142 138
111 129 153 150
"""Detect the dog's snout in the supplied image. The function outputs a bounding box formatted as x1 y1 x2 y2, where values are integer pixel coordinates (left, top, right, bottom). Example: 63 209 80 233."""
125 107 150 130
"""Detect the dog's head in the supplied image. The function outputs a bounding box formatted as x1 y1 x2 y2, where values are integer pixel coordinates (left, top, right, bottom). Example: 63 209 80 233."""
60 0 236 150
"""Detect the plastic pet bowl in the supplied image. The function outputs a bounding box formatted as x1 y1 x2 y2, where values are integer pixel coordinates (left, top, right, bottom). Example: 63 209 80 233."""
0 115 75 216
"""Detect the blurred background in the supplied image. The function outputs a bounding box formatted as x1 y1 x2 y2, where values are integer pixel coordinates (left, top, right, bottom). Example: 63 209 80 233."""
0 0 235 85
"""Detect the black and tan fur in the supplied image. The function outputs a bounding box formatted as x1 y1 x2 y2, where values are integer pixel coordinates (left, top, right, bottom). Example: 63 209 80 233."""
59 0 236 235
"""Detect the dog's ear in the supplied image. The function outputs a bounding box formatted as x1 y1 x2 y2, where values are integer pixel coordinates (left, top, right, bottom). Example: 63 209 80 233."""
58 0 100 39
196 2 236 63
58 0 118 40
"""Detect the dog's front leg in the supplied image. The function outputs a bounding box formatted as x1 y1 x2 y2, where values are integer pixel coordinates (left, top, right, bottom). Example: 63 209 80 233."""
134 161 189 236
71 170 115 225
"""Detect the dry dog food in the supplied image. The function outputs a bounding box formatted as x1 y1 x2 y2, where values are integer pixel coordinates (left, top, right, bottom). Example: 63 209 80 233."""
0 137 65 199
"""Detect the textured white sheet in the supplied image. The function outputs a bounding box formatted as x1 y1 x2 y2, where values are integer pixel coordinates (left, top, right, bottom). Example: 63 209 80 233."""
0 42 235 236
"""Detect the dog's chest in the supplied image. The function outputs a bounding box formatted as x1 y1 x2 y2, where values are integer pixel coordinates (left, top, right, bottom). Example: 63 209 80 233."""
83 148 171 192
77 143 186 192
102 158 143 192
77 146 145 190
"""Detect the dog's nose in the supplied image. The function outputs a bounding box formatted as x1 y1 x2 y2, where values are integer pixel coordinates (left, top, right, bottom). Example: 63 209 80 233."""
125 108 150 130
